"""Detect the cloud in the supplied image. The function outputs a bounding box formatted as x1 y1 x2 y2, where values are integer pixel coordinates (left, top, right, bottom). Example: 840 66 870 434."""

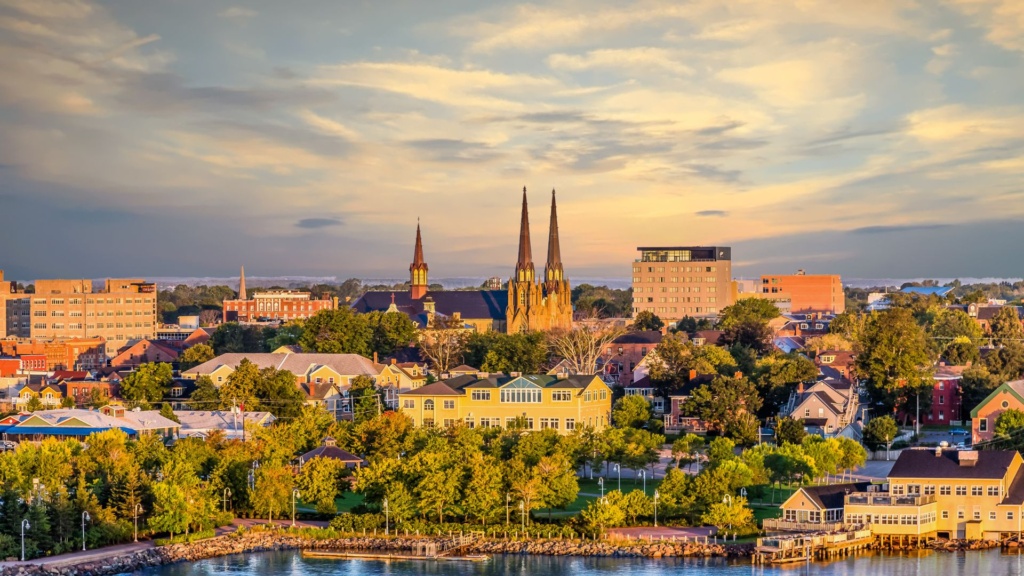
547 47 693 75
850 224 952 235
695 210 728 217
946 0 1024 52
219 7 258 20
296 217 343 229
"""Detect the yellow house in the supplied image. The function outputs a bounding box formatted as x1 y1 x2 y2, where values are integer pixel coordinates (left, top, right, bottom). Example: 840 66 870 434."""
377 362 427 390
765 482 870 533
844 448 1024 541
398 373 612 433
17 382 64 408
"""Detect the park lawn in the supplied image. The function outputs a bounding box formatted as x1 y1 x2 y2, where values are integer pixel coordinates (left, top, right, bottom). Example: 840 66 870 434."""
298 491 365 514
578 476 664 497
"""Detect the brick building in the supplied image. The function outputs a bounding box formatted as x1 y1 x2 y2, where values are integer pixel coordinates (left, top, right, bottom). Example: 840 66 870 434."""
632 246 733 321
0 270 30 338
223 268 337 322
29 278 157 354
597 331 663 387
757 271 845 314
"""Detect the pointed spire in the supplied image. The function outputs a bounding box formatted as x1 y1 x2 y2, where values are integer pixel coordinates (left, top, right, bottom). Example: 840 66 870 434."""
238 266 247 301
545 188 563 284
515 186 535 282
410 220 428 300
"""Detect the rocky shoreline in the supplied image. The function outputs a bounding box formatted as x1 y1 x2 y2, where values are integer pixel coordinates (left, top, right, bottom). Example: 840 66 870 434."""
0 530 752 576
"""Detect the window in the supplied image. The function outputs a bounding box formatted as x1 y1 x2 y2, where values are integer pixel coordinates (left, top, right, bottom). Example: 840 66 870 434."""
891 485 904 495
471 390 491 401
443 400 455 410
500 388 541 403
924 485 935 495
972 486 983 496
403 399 415 409
423 399 435 410
990 511 997 520
942 511 949 519
565 418 576 430
939 396 944 405
465 418 475 428
957 508 965 519
551 390 572 402
443 419 456 428
956 486 967 496
980 418 988 432
973 509 981 520
988 486 1000 497
1009 512 1015 520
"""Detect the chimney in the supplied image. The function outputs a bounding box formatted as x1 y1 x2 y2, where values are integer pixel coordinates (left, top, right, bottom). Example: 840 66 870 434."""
308 380 315 398
688 369 697 381
391 358 397 365
373 352 378 364
958 450 979 466
734 371 743 379
797 382 804 394
935 446 942 457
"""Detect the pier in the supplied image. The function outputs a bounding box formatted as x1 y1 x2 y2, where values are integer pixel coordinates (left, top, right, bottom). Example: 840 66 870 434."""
754 528 874 564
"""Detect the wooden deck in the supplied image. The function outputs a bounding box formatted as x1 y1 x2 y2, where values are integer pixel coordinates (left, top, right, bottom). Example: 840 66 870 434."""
754 527 874 564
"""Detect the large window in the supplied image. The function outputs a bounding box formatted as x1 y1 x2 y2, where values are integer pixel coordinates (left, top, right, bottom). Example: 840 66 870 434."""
551 391 572 402
500 387 542 403
424 399 435 410
471 390 491 401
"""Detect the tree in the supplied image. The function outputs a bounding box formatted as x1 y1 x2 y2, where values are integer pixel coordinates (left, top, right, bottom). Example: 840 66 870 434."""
418 315 470 374
578 498 625 536
179 344 215 370
60 395 75 408
149 479 189 538
217 359 261 412
160 403 180 423
632 311 664 332
612 395 652 429
829 312 862 340
536 453 578 516
774 416 806 446
462 454 504 524
618 490 653 524
299 308 373 355
297 457 348 514
88 387 109 409
995 409 1024 438
265 322 305 352
835 437 867 481
121 363 174 408
465 332 549 374
647 332 692 396
256 366 307 419
365 311 418 358
251 465 293 524
990 306 1024 345
189 376 221 409
856 308 934 415
671 434 704 472
211 323 267 354
862 416 899 451
754 353 818 415
549 325 626 374
804 333 854 352
350 375 381 423
701 496 753 533
683 375 763 441
718 299 781 329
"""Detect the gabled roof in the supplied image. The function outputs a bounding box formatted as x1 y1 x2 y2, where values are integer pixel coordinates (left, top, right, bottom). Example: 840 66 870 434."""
785 482 870 510
300 444 364 464
976 305 1023 321
174 410 275 431
971 379 1024 418
351 290 508 321
889 449 1018 480
400 381 463 396
182 353 380 379
449 364 479 373
693 330 723 345
612 331 663 345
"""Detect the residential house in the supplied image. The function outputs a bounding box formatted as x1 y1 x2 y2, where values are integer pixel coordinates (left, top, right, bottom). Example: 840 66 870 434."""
597 331 663 387
783 380 859 436
967 304 1024 335
692 330 723 347
182 327 215 349
16 381 65 409
623 376 664 414
663 372 715 434
64 379 120 407
399 373 613 433
764 482 871 533
174 409 276 440
110 339 180 369
927 365 966 424
971 379 1024 445
844 448 1024 541
448 365 481 378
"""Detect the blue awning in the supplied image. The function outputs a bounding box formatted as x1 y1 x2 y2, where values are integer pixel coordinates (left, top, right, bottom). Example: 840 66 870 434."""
1 426 137 436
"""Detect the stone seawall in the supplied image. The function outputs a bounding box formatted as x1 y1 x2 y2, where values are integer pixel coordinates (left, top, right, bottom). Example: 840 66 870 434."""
0 531 752 576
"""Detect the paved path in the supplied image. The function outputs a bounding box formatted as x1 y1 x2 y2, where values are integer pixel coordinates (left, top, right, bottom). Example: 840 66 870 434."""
608 526 717 540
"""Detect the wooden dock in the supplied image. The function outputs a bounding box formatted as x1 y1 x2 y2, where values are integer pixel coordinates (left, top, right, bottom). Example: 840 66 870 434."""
754 528 874 564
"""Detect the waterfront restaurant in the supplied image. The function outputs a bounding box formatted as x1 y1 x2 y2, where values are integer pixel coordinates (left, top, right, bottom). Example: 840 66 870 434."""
844 448 1024 541
765 482 870 533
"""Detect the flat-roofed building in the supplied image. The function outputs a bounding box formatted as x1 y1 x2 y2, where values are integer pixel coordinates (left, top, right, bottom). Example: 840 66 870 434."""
0 270 31 338
29 278 157 355
223 290 337 322
757 270 844 314
632 247 732 321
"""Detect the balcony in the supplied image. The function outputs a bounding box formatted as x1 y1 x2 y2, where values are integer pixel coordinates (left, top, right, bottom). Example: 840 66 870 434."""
845 493 935 506
762 519 845 533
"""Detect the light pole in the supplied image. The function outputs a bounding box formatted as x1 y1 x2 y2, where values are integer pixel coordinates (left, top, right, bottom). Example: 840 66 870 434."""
722 495 733 534
654 490 660 527
223 487 232 512
21 519 30 561
639 469 646 493
519 500 525 530
598 477 604 498
291 489 300 527
613 463 621 491
81 511 91 551
383 498 389 536
591 449 596 479
133 504 143 543
506 492 511 525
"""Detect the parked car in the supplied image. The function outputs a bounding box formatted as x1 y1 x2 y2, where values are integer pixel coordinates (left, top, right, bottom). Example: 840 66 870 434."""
950 428 970 436
0 440 17 452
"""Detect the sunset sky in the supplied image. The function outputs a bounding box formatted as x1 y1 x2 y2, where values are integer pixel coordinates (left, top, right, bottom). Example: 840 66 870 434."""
1 0 1023 281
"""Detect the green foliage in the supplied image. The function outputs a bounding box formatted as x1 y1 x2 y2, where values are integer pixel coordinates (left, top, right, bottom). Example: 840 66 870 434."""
753 353 818 415
251 465 294 524
297 457 349 514
856 308 934 415
990 306 1024 345
862 416 899 451
365 311 419 358
571 284 633 318
612 394 652 429
211 323 270 354
632 310 664 332
465 331 549 374
578 498 625 536
299 308 373 355
160 403 179 423
121 363 174 408
179 344 216 370
189 376 221 409
215 359 306 418
718 299 781 329
995 409 1024 438
682 375 763 444
701 496 754 531
265 322 305 352
774 416 806 446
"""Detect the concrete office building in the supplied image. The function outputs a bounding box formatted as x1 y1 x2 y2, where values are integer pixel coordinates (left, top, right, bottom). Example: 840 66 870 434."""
631 246 733 321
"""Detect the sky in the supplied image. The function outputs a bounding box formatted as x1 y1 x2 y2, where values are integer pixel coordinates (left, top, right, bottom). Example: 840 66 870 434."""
1 0 1024 282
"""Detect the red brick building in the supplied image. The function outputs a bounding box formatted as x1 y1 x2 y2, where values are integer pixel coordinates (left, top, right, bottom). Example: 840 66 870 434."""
223 290 336 322
597 331 663 387
0 357 19 377
925 365 966 424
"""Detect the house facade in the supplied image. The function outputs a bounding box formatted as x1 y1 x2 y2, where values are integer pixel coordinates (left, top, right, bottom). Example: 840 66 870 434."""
764 482 870 533
971 379 1024 444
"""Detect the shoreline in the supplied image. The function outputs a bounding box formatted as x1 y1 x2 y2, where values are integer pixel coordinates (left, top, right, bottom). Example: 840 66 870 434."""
0 529 751 576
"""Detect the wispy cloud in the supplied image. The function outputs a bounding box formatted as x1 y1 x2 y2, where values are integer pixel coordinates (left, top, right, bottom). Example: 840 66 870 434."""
296 217 343 229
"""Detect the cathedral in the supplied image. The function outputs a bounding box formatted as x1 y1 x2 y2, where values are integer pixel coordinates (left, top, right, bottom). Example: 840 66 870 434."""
350 188 573 333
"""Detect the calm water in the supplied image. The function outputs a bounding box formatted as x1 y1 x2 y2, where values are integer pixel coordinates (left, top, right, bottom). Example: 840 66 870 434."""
127 549 1024 576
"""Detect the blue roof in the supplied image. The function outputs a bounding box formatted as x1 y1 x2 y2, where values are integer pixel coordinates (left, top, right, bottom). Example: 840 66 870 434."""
899 286 953 296
0 425 136 436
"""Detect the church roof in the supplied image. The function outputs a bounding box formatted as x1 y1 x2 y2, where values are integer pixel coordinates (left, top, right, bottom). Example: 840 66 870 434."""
351 290 508 321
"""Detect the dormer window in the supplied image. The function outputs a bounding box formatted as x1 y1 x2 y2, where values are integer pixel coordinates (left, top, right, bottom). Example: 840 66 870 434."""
800 323 809 329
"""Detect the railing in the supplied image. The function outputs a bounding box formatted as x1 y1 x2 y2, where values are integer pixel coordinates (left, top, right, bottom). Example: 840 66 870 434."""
845 493 935 506
763 519 845 533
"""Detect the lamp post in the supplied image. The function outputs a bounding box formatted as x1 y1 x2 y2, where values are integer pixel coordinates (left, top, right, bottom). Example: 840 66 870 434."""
383 498 389 536
654 490 660 527
639 469 646 493
590 449 596 479
81 511 91 551
223 487 232 512
21 519 30 561
613 463 621 492
598 477 604 498
291 489 300 528
722 495 733 534
506 493 511 525
519 500 525 530
133 504 143 543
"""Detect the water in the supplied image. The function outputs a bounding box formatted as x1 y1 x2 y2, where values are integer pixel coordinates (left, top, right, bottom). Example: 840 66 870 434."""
129 549 1024 576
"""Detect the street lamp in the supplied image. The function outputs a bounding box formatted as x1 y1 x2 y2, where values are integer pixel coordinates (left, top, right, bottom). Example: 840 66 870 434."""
506 492 511 525
81 511 91 551
133 504 143 543
519 500 526 530
383 498 390 536
223 487 232 512
291 489 300 527
722 495 734 534
654 490 660 527
639 469 646 493
21 519 30 561
613 463 621 492
598 477 604 498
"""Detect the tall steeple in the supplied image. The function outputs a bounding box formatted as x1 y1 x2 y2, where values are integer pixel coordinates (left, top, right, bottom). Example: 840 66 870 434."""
544 189 563 284
410 220 429 300
238 266 247 301
514 186 535 282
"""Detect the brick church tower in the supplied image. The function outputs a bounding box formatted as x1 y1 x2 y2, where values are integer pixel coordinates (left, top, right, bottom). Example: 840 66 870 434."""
409 221 429 300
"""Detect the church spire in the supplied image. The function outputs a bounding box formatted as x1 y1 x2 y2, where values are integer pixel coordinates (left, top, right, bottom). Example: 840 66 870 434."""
410 220 429 300
545 188 563 284
514 186 535 282
238 266 247 301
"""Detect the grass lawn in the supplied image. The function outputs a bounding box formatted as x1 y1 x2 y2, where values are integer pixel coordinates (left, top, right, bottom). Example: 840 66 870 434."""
578 476 664 497
297 491 365 514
